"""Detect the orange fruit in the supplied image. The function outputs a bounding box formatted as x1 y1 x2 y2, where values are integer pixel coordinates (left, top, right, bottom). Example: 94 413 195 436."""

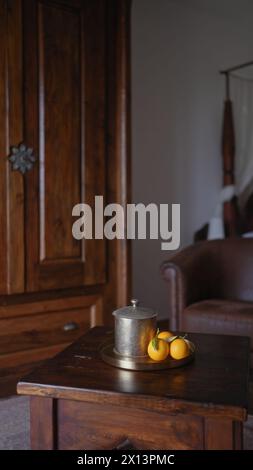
147 337 169 361
158 330 174 341
170 337 189 360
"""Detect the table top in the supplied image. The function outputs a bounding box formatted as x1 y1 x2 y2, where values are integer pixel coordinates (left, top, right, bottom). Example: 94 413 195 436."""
17 327 250 421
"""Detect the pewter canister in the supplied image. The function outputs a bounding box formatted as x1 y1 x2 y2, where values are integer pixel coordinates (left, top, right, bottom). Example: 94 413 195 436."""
113 299 157 357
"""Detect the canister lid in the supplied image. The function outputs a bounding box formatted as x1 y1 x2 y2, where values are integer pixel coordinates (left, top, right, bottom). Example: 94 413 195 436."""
113 299 157 320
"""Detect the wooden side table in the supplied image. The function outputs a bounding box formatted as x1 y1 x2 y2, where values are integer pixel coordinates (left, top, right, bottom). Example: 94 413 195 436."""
17 327 250 450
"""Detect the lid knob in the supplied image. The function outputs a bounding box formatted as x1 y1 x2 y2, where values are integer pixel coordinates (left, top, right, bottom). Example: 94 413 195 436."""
131 299 139 308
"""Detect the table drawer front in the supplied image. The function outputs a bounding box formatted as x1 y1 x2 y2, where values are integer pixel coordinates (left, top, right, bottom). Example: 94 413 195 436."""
58 401 204 450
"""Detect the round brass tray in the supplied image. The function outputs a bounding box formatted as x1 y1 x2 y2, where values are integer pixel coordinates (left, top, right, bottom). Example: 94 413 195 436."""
101 340 195 371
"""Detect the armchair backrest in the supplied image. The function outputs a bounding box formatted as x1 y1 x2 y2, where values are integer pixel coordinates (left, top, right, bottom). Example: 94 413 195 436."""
161 238 253 330
216 238 253 302
162 238 253 309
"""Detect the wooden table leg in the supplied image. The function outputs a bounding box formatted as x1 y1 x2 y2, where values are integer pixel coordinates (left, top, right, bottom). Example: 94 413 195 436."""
204 418 243 450
30 396 57 450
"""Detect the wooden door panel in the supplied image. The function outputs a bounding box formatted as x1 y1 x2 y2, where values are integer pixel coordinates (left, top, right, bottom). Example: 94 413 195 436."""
0 0 24 294
24 0 106 292
39 1 82 262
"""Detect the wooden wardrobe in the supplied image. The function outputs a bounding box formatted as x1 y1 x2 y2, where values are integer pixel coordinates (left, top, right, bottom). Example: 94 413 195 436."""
0 0 131 376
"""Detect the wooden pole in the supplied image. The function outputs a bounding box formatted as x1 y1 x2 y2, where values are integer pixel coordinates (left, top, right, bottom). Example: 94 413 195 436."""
221 77 240 237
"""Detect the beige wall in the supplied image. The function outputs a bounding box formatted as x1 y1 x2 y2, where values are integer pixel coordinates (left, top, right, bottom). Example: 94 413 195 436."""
131 0 253 319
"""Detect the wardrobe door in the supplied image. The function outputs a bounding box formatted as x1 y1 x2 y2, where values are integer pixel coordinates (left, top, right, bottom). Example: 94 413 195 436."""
24 0 106 292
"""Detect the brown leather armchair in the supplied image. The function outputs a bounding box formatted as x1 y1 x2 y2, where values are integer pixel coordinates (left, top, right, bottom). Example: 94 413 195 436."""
161 239 253 366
